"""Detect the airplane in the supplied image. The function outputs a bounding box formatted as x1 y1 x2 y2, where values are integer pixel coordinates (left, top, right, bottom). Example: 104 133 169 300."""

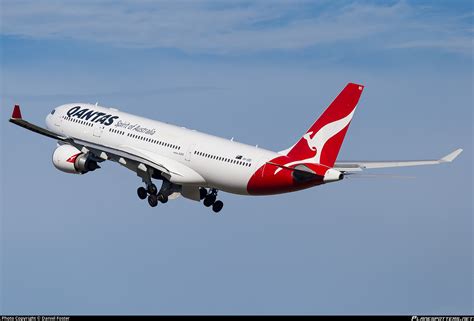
9 83 462 213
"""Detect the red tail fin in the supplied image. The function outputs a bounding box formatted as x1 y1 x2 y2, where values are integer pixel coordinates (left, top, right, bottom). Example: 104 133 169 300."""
285 83 364 167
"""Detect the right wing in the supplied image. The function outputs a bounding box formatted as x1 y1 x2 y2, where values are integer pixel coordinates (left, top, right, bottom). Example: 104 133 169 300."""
334 149 463 172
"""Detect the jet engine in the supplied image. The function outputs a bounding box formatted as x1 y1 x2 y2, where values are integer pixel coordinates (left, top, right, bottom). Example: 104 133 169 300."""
52 144 100 174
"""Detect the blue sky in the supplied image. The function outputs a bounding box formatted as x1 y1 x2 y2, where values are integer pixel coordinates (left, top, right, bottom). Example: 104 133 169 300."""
1 0 472 315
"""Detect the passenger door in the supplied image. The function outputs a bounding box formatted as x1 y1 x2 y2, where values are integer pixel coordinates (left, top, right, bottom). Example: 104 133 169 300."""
93 124 104 138
185 144 195 161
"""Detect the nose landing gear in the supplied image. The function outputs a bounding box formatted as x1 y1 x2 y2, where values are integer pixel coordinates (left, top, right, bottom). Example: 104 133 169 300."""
212 200 224 213
202 188 224 213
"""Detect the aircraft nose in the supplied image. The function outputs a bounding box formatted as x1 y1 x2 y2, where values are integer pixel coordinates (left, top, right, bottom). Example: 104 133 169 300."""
45 113 53 130
45 107 60 130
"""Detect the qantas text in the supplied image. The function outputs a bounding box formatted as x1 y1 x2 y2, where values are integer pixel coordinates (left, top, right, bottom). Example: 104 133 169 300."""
67 106 119 126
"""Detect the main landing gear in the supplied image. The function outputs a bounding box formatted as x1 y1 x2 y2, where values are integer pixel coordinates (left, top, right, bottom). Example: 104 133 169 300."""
136 177 223 213
137 183 168 208
200 188 224 213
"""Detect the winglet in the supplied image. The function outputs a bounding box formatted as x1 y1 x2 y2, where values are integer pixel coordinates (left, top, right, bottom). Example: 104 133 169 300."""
12 105 22 119
441 149 463 163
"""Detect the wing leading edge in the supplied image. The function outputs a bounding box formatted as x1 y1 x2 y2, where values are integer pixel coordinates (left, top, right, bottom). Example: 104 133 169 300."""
9 105 68 141
334 149 463 172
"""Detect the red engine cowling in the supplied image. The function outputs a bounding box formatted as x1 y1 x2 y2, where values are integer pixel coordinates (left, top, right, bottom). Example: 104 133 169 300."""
52 144 100 174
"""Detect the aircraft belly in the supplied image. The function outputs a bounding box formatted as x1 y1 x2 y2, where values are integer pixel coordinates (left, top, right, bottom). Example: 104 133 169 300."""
199 165 252 195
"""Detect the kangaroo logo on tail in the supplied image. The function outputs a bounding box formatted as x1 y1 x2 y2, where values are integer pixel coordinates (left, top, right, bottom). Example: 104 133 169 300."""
303 132 318 153
276 83 364 174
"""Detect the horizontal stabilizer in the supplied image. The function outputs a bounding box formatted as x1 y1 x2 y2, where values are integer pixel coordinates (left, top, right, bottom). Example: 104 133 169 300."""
335 149 463 172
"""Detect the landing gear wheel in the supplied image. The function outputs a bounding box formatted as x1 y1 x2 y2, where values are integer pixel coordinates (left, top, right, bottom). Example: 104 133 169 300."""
203 195 216 207
212 201 224 213
137 187 148 200
148 194 158 207
199 188 208 200
158 193 168 204
148 184 158 195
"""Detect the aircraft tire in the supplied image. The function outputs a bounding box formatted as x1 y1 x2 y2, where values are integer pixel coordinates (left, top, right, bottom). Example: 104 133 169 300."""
137 187 148 200
158 193 168 204
148 194 158 207
148 184 158 195
212 201 224 213
203 195 215 207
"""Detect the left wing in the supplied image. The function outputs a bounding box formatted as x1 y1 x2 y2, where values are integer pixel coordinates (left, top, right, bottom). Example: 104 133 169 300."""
9 105 206 187
334 149 463 172
9 105 69 141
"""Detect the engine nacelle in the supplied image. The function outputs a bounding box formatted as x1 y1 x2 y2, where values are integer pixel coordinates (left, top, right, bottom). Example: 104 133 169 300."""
52 144 100 174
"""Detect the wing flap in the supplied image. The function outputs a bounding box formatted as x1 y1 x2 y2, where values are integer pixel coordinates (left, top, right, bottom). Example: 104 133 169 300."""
123 145 206 185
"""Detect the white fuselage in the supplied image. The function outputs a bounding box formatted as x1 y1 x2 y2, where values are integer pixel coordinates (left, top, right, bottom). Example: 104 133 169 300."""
46 103 278 195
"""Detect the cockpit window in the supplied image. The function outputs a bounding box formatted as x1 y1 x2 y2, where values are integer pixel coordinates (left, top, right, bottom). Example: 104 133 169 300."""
50 109 56 115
